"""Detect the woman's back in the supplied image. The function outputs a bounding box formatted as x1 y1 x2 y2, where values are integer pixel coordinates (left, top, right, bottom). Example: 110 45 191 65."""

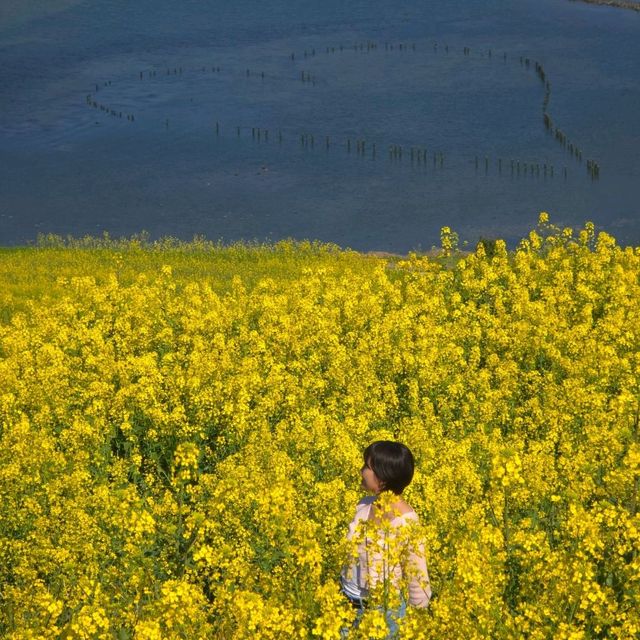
342 496 431 608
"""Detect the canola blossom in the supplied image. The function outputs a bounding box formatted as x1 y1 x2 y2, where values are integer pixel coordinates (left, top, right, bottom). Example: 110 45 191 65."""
1 214 639 638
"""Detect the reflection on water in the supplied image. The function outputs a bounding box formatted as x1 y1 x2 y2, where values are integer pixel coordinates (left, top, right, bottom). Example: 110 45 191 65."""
1 0 639 250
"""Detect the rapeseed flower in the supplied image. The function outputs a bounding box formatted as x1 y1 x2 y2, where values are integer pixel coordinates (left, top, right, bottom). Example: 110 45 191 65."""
1 218 639 637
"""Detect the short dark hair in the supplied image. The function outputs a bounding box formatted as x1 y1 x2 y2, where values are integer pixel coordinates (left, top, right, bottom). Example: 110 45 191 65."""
364 441 415 495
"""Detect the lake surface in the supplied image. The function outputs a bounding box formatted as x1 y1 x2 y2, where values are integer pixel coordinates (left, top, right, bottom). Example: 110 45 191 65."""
1 0 639 251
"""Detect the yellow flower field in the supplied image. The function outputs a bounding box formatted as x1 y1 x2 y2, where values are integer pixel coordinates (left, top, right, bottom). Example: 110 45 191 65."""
1 214 639 639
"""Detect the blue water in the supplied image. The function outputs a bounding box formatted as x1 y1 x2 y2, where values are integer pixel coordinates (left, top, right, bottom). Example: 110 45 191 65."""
1 0 639 251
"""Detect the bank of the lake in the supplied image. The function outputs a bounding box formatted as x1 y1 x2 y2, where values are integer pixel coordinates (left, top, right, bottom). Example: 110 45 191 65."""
572 0 640 10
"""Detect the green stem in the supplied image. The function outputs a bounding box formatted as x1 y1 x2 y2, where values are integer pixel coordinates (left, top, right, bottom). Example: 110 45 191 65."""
503 488 510 549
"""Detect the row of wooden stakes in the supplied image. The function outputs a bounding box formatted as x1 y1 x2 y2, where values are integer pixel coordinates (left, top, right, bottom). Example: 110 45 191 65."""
287 42 600 177
223 125 450 168
85 94 135 121
475 156 569 179
90 42 601 180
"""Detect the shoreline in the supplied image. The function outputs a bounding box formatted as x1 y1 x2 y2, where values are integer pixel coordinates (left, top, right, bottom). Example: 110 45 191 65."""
570 0 640 11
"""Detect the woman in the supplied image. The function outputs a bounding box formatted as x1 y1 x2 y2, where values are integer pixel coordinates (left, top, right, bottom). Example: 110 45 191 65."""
341 441 432 637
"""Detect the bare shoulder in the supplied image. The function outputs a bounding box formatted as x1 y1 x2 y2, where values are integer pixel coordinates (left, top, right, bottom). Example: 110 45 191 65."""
395 498 415 515
383 498 416 521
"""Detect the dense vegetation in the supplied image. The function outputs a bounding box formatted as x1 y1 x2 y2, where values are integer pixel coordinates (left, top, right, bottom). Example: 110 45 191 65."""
1 214 638 638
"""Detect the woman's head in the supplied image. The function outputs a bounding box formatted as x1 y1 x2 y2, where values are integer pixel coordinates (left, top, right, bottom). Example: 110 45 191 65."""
362 441 415 495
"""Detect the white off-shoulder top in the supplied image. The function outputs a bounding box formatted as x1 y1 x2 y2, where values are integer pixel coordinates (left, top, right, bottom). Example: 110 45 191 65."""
340 496 432 607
